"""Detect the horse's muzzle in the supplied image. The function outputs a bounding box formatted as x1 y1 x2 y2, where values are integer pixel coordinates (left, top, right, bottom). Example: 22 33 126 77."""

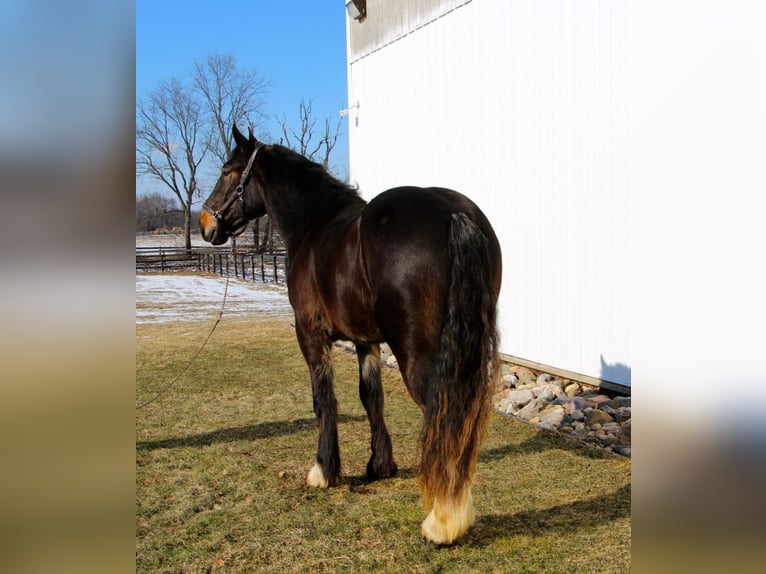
199 211 227 245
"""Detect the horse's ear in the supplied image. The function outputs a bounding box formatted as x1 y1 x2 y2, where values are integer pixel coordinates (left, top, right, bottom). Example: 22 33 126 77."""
232 124 248 149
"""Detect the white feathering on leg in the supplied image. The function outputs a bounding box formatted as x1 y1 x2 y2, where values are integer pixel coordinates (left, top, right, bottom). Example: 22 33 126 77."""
306 463 329 488
421 487 475 546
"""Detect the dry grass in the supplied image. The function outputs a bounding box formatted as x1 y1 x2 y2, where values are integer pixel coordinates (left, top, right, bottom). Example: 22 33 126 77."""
137 316 630 573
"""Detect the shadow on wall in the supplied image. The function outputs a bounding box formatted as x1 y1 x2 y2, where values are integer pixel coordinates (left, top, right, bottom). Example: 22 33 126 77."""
600 355 631 386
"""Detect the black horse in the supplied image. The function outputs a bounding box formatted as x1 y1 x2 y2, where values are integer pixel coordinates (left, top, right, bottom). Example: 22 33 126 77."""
200 125 502 545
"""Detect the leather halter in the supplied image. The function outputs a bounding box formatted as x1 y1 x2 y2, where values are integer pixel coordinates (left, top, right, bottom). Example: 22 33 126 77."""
202 145 261 222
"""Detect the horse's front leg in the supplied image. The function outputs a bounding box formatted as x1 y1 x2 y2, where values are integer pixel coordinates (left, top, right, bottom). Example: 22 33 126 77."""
356 343 397 480
295 323 341 488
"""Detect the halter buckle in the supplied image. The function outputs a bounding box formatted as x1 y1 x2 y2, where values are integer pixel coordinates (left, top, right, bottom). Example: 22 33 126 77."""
203 204 223 220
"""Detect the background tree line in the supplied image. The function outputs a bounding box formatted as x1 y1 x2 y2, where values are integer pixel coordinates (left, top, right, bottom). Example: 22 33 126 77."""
135 192 186 232
136 52 341 250
135 192 283 253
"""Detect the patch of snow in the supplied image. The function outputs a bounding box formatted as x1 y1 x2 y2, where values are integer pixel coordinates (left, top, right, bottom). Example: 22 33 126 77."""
136 273 292 324
135 233 211 248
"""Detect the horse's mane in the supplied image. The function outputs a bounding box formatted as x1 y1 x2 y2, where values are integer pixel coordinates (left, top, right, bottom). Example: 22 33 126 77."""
267 144 362 205
259 145 365 248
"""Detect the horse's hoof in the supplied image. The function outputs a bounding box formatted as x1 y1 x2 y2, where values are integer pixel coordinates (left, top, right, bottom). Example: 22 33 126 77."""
366 459 398 480
306 463 329 488
421 491 474 546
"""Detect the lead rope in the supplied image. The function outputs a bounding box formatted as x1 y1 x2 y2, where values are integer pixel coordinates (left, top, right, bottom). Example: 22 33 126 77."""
136 274 230 410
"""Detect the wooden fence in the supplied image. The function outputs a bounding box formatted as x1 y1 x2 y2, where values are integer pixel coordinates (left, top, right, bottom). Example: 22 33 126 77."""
136 246 288 285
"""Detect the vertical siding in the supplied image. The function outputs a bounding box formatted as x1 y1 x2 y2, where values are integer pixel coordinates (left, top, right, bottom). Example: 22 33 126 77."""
347 0 629 386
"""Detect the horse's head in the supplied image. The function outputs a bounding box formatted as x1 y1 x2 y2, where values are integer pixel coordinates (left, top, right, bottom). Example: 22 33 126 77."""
199 124 267 245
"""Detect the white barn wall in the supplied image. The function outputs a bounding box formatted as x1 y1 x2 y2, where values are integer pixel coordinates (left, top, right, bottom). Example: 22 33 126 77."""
346 0 629 386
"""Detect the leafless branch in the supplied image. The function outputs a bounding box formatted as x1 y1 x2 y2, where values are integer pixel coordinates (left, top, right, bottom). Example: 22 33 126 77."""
193 52 271 164
276 97 343 170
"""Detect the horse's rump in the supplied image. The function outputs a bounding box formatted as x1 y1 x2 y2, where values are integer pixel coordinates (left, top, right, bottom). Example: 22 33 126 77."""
360 186 501 360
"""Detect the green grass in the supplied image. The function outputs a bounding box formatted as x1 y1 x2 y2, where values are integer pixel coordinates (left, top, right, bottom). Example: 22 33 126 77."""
137 317 630 573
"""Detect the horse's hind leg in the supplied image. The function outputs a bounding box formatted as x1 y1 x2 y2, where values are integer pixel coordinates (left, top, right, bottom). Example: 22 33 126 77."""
398 353 478 546
295 322 341 488
356 343 397 479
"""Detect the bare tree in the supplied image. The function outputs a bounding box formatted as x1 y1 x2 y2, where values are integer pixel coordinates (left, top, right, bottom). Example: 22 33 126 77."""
193 52 271 165
278 97 342 170
137 54 272 250
136 78 208 250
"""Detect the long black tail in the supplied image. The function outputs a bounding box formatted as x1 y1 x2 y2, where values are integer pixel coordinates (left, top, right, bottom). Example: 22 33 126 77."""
420 213 500 508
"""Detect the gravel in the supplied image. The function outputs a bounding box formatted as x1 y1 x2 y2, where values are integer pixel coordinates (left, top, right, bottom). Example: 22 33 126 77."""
494 364 631 457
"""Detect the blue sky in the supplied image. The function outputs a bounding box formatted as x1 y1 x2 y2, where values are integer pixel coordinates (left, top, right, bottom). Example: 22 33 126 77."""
136 0 350 198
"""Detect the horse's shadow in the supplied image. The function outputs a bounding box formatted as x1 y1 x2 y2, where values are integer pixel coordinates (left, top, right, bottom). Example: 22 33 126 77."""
136 414 367 451
467 483 631 547
341 467 419 492
480 428 611 462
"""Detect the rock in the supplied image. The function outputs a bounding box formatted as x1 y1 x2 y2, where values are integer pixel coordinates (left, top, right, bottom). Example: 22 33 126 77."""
616 446 631 457
601 422 621 433
535 387 557 404
551 379 568 392
512 366 538 387
539 406 565 427
515 398 544 420
616 407 631 422
501 363 512 377
598 405 618 419
589 394 612 407
504 389 534 410
516 384 536 391
501 373 518 388
620 418 631 440
587 409 615 426
560 425 574 433
565 383 581 397
614 396 631 408
542 382 563 396
570 409 585 421
552 396 587 413
536 373 553 385
540 404 564 415
567 398 587 413
600 435 618 447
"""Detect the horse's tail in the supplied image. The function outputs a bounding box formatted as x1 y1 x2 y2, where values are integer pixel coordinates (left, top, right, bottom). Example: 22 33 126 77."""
420 212 500 545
